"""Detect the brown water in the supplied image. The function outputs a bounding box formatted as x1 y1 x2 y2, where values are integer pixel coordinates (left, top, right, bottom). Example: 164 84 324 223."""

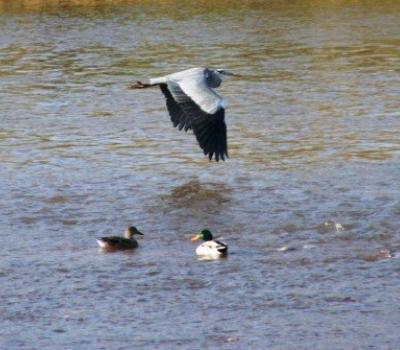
1 1 400 349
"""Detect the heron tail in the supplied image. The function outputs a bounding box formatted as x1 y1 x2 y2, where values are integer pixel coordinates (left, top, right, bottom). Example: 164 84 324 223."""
129 81 157 89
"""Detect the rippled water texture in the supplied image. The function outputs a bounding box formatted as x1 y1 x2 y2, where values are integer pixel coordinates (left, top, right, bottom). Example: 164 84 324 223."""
1 1 400 349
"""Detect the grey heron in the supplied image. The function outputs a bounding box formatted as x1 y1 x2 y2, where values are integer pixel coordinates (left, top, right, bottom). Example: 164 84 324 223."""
130 67 237 162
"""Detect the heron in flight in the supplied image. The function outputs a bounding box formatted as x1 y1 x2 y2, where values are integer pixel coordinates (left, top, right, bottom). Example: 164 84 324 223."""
130 67 238 161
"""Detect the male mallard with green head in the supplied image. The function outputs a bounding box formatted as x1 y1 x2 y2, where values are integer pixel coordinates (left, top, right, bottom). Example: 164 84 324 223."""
97 226 143 251
191 229 228 257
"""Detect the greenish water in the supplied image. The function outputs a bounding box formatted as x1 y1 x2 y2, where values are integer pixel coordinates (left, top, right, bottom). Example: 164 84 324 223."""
0 1 399 349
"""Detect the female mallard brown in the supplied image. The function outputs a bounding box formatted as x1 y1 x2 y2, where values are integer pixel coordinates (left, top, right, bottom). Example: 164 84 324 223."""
97 226 143 251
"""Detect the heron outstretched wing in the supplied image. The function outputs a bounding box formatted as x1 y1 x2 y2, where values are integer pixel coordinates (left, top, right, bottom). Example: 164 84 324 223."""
159 76 228 161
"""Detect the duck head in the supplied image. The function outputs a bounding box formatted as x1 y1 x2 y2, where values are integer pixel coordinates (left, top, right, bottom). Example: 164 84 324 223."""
191 229 213 242
124 226 144 239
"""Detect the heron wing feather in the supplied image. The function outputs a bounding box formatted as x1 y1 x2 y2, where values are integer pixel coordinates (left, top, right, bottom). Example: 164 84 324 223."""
160 83 192 131
159 82 228 161
166 67 223 114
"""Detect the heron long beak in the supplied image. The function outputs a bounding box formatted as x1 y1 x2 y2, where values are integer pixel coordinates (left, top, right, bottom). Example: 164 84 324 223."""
191 234 201 241
222 71 241 77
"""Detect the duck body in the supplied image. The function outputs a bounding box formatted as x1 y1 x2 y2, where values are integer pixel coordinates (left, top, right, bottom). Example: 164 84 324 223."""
195 240 228 257
97 236 138 250
192 229 228 258
97 226 143 251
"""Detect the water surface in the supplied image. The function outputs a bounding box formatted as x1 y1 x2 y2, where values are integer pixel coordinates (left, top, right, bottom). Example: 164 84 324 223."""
1 1 400 349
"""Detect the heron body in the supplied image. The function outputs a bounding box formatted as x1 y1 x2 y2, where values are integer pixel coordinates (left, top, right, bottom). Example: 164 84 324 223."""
131 67 236 161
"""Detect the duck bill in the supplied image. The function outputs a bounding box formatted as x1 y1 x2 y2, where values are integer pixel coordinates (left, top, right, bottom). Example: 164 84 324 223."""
191 234 201 241
136 230 144 236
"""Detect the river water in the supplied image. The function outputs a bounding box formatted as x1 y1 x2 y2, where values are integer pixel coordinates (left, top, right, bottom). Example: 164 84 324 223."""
1 1 399 349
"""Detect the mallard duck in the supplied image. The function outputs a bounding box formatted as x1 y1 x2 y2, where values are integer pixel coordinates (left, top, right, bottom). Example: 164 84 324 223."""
191 229 228 257
97 226 143 251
